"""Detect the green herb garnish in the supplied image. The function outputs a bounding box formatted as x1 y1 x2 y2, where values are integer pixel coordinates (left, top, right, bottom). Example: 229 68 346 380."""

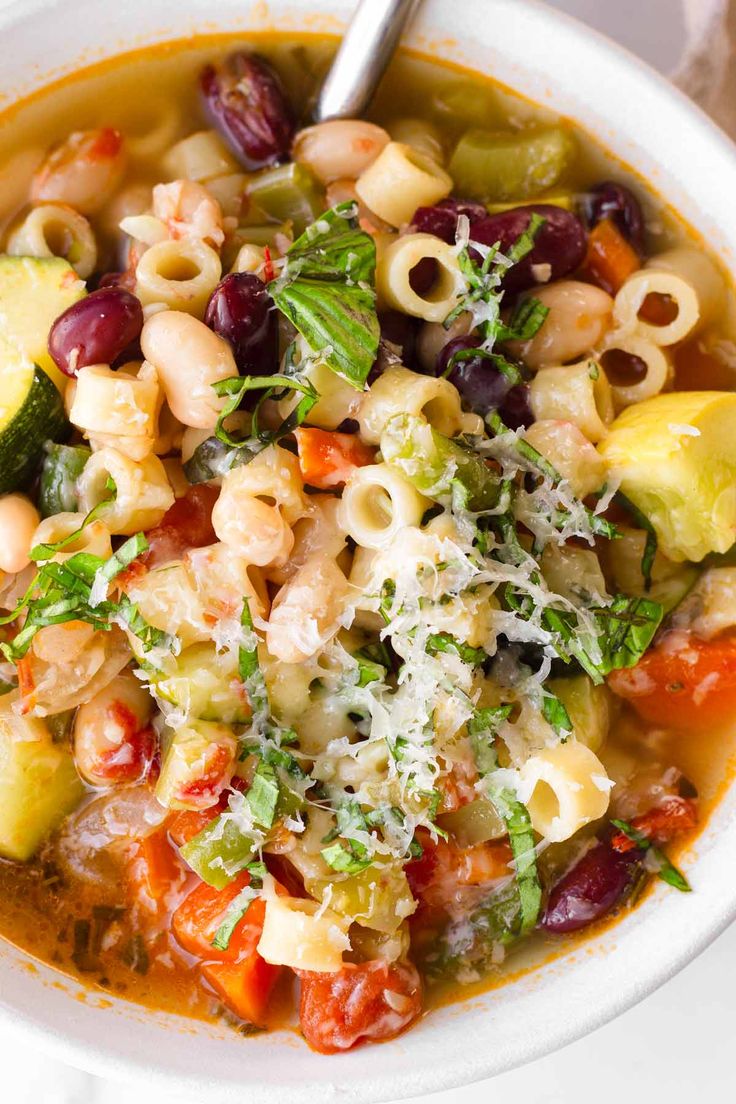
611 818 691 893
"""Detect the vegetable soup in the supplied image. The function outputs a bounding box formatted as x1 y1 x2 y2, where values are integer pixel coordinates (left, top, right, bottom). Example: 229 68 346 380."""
0 34 735 1055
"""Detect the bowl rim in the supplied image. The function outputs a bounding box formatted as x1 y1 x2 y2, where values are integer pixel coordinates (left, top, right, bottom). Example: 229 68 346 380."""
1 1 736 1100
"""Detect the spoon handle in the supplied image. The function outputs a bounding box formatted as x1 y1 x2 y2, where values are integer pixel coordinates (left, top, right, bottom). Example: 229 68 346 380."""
315 0 423 122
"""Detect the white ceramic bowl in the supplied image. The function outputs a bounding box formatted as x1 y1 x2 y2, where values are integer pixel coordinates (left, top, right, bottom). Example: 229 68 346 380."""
1 2 736 1100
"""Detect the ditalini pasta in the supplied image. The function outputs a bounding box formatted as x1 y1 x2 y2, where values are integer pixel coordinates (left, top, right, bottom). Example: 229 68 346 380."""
0 31 729 1059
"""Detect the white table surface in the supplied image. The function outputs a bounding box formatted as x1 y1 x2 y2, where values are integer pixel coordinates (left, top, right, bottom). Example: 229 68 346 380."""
2 1 733 1100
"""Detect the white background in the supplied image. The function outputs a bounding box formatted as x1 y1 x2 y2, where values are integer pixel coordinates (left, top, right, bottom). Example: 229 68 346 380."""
2 1 734 1101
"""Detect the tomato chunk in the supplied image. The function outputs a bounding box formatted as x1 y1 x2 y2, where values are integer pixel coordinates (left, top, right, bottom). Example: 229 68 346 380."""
128 827 184 912
143 484 219 568
611 796 698 853
608 631 736 731
406 834 512 913
299 960 422 1054
172 871 282 1025
294 428 376 489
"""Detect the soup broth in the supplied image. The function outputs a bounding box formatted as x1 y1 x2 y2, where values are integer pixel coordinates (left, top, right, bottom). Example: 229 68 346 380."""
0 33 735 1054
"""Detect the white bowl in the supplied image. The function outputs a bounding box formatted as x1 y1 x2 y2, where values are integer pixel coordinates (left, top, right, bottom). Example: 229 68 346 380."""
1 2 736 1100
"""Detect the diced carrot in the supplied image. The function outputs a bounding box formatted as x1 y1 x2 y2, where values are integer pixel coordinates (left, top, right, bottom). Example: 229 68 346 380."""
169 806 223 848
128 826 183 909
459 840 514 885
171 871 282 1025
611 796 698 853
583 218 640 294
294 428 376 490
203 954 279 1026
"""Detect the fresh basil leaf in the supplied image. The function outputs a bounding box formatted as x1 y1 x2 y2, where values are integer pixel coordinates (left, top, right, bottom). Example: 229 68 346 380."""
183 435 253 484
246 760 280 830
321 840 372 875
211 886 259 951
468 706 512 775
610 818 691 893
495 295 549 343
269 203 380 389
212 373 319 449
542 691 572 740
488 786 541 935
594 595 663 674
425 632 487 666
615 492 658 591
239 596 268 717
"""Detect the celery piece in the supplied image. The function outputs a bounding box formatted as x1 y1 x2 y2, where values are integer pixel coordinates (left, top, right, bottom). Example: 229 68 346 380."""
432 80 502 133
381 413 500 511
310 863 416 933
179 813 256 890
438 797 506 847
247 162 325 237
486 193 574 214
449 126 576 203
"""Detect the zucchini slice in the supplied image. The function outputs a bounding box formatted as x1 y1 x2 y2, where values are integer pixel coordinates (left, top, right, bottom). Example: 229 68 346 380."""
0 345 69 494
0 255 86 392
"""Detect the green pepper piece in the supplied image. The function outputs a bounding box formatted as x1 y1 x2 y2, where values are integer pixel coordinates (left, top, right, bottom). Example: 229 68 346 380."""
449 126 576 203
39 444 91 517
247 162 325 237
381 413 500 511
179 814 256 890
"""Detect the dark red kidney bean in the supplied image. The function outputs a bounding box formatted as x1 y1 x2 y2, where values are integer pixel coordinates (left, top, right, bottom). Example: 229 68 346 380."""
200 52 295 170
48 287 144 377
379 310 420 370
412 196 488 243
499 383 534 430
470 205 587 294
584 181 645 253
540 840 642 934
204 272 278 389
437 335 509 415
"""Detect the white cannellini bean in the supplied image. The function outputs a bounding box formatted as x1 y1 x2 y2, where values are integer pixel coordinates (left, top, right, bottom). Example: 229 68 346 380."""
510 280 613 371
140 310 236 429
292 120 390 184
0 494 40 574
73 670 155 788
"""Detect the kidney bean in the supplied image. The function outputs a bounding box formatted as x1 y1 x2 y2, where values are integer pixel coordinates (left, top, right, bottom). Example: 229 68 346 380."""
204 272 279 386
540 839 642 934
200 52 295 170
499 383 534 430
434 335 532 429
48 287 144 377
412 196 488 243
414 201 586 294
584 181 645 253
380 309 420 368
471 205 587 293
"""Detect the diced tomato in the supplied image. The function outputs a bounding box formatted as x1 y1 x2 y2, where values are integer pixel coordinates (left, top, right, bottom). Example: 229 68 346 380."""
406 833 512 918
611 796 698 854
128 826 184 911
583 218 640 294
172 872 282 1025
608 631 736 731
299 960 422 1054
142 484 219 568
93 703 156 784
174 742 235 810
294 428 376 490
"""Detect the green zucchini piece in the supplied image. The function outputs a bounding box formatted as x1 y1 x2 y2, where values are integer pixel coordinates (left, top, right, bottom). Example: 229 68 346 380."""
0 693 84 861
449 126 576 203
0 255 86 391
179 812 256 889
39 443 91 517
153 643 251 725
0 347 69 494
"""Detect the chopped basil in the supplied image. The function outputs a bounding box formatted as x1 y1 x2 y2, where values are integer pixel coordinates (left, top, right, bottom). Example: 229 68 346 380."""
239 596 268 717
615 492 659 591
495 295 549 343
211 886 259 951
269 202 380 389
611 819 691 893
321 840 372 875
542 691 572 740
212 372 319 450
246 761 280 830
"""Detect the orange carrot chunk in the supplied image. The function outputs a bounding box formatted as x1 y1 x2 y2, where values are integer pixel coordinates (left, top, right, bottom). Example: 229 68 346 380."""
583 217 640 294
294 427 376 489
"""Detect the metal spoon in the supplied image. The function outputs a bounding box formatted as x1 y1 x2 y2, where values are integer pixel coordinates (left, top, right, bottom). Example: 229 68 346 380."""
315 0 423 122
